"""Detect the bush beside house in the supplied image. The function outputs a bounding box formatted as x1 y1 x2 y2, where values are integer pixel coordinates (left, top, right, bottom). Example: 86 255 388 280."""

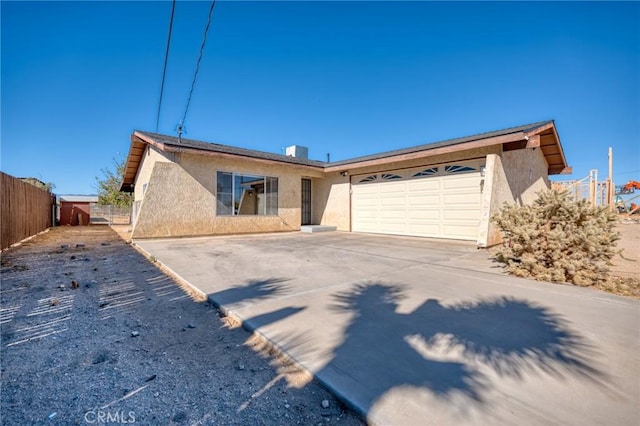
492 189 619 286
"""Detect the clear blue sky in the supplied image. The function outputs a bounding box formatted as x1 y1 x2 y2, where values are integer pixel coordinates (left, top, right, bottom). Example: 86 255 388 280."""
2 1 638 195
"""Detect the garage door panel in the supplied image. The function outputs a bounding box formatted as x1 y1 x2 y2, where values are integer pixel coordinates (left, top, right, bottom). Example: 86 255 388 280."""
407 194 440 204
407 180 440 191
357 211 378 219
406 223 442 235
407 208 440 219
379 197 406 207
355 184 378 193
443 193 479 205
352 165 481 241
443 177 479 190
442 224 479 238
354 196 377 204
380 212 407 221
379 182 406 193
380 222 407 233
443 209 481 220
354 198 378 209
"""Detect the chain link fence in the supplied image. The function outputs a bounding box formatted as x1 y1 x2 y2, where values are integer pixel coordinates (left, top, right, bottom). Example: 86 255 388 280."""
90 204 131 225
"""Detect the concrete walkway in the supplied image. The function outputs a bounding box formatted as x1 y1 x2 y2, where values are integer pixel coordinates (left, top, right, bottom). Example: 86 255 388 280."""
136 232 639 426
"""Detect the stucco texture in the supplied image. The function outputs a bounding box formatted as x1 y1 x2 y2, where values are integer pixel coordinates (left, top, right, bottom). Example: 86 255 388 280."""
133 146 171 202
314 173 351 231
479 147 551 246
132 152 323 239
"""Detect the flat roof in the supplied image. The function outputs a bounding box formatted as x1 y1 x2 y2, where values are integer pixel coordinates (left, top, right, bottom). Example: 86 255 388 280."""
58 195 99 203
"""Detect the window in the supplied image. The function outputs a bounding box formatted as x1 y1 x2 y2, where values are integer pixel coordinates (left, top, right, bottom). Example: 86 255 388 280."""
359 175 378 183
413 167 438 177
381 173 402 181
445 165 477 174
216 172 278 216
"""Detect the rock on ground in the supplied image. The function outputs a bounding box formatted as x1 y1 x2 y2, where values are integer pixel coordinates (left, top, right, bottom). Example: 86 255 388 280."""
0 226 364 425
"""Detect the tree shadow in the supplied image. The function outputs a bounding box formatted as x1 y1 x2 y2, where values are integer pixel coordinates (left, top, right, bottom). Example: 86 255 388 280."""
323 282 608 412
206 278 611 422
208 277 290 310
244 307 306 329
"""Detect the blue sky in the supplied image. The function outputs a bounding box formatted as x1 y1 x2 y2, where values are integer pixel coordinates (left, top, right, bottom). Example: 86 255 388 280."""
2 1 638 195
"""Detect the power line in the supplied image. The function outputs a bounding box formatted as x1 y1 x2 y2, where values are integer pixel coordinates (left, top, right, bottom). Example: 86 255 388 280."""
155 0 177 133
179 0 216 134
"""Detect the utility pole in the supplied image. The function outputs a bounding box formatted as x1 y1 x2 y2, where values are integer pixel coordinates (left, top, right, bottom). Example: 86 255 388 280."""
608 147 614 210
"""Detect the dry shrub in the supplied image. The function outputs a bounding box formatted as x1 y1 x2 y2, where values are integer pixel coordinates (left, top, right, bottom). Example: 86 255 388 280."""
492 189 619 286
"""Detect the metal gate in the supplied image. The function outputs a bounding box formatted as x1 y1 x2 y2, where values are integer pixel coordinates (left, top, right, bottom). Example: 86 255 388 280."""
89 204 131 225
301 179 312 225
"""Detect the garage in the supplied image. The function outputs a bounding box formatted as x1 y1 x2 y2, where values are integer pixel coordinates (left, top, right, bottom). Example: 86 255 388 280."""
351 161 483 240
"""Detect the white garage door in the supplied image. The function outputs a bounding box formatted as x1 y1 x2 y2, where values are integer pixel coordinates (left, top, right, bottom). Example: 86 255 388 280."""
352 161 483 241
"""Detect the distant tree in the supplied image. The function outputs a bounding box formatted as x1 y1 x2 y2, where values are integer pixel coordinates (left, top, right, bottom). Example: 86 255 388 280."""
21 178 55 192
95 156 133 208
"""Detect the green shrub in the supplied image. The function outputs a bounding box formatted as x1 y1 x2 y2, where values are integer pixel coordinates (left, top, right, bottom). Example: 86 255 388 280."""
492 189 619 286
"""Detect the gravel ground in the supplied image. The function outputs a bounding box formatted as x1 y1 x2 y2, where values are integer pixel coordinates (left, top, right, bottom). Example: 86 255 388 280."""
0 226 364 425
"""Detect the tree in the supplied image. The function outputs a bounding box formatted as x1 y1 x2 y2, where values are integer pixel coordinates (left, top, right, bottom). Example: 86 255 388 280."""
21 178 55 192
95 156 133 208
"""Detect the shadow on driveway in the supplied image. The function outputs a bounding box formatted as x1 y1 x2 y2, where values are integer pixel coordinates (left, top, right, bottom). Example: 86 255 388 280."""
320 283 607 413
206 278 611 423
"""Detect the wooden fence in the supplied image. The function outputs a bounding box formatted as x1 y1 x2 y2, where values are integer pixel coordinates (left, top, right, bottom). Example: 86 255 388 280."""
552 169 612 208
1 172 55 250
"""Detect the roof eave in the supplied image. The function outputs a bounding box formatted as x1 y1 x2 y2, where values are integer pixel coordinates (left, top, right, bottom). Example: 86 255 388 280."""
523 121 570 176
120 132 325 193
324 130 527 173
119 133 148 192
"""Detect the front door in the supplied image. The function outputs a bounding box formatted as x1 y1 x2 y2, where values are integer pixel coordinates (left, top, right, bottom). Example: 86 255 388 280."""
301 178 312 225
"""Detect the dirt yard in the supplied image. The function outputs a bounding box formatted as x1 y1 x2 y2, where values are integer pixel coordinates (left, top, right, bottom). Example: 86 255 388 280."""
598 219 640 297
0 226 363 425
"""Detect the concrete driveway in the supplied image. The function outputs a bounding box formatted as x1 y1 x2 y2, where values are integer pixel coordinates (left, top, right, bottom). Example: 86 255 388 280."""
136 232 639 426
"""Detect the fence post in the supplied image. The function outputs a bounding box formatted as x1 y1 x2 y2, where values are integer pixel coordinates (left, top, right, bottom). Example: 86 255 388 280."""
589 169 598 206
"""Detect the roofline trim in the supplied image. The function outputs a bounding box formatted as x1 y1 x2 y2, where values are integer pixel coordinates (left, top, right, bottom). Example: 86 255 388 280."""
120 120 569 192
133 131 326 171
324 131 527 172
524 121 569 174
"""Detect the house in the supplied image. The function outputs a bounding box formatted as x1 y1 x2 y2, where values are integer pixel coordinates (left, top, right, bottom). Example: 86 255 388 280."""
119 120 570 246
58 195 99 226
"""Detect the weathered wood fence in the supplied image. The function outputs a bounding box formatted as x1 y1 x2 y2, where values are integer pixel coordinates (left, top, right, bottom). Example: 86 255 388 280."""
1 172 55 249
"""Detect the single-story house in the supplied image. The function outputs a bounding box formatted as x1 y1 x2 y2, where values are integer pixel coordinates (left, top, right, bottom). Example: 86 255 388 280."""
58 195 99 226
119 120 570 246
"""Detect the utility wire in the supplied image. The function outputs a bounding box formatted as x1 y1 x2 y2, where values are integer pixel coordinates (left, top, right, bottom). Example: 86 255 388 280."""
155 0 177 133
179 0 216 133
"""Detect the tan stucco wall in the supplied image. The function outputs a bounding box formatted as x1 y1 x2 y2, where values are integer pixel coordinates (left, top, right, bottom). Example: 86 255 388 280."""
132 152 324 239
134 146 171 202
314 173 351 230
478 147 550 247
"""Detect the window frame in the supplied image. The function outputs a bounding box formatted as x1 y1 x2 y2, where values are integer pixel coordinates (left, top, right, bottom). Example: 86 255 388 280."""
216 171 279 217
